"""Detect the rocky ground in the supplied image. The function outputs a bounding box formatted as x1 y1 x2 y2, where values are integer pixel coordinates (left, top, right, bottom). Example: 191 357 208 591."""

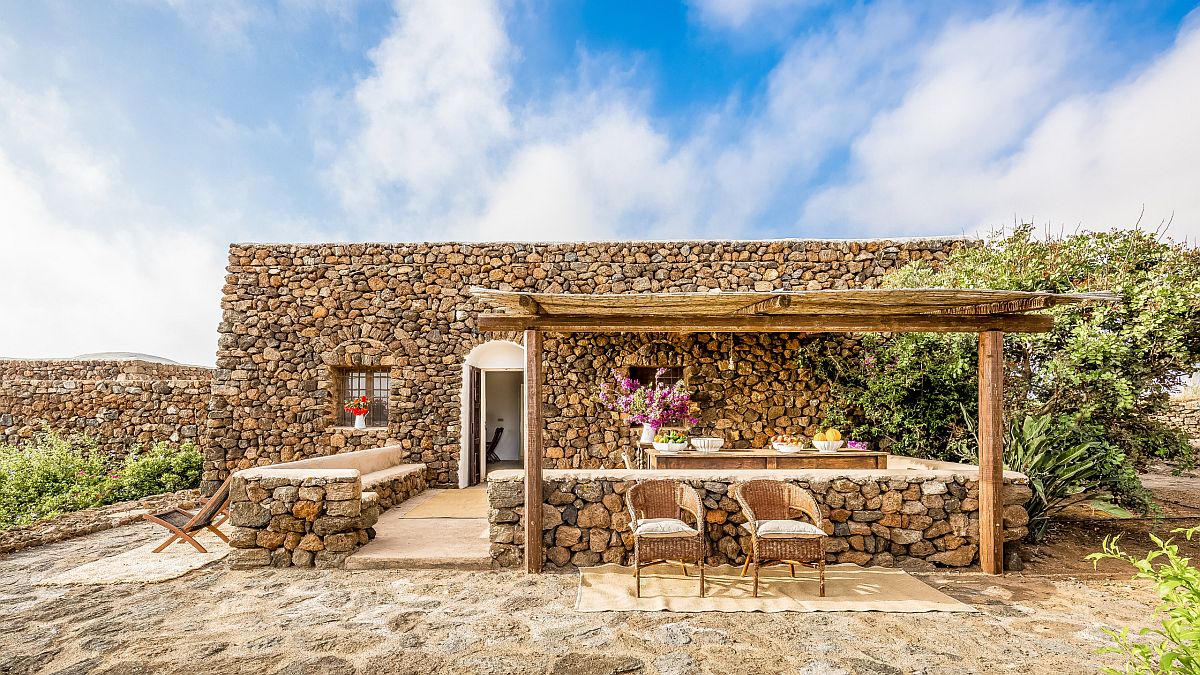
0 519 1169 675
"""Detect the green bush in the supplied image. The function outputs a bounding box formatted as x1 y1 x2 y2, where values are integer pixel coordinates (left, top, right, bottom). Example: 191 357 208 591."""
1087 527 1200 674
110 443 203 503
807 226 1198 519
0 431 202 530
0 432 112 529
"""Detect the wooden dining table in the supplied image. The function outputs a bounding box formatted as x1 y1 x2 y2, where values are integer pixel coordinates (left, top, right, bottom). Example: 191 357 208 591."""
645 447 888 470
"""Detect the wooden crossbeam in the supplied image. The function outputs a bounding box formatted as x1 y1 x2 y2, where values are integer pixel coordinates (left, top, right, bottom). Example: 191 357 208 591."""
931 296 1051 315
476 313 1054 334
518 294 544 315
734 294 792 315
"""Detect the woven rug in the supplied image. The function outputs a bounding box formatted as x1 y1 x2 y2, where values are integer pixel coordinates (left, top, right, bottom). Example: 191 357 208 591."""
36 530 230 586
576 563 977 613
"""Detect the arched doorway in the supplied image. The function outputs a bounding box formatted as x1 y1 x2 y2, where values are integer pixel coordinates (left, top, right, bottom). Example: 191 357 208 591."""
459 340 525 487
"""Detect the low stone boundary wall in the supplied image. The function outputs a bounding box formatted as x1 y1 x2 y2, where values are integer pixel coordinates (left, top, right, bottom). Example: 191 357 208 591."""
488 468 1031 570
1154 398 1200 443
0 489 202 555
227 464 426 568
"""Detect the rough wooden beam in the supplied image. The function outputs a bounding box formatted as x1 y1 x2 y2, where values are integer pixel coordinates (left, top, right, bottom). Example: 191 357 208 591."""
523 329 544 574
978 330 1005 575
734 294 792 315
931 296 1051 315
518 294 544 315
477 313 1054 334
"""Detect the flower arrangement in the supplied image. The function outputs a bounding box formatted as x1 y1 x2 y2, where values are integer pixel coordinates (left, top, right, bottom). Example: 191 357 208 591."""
596 368 698 432
344 396 370 417
846 440 868 450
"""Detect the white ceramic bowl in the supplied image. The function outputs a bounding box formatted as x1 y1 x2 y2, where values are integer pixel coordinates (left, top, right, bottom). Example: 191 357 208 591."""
813 440 845 453
653 442 689 453
772 442 804 453
690 437 724 452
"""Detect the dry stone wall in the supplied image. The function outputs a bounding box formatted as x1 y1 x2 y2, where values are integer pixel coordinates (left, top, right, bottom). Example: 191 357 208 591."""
1155 399 1200 444
488 472 1032 570
206 239 969 494
0 359 212 452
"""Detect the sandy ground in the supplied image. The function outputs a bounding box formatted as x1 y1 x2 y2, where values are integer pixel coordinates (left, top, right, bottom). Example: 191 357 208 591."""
0 520 1167 675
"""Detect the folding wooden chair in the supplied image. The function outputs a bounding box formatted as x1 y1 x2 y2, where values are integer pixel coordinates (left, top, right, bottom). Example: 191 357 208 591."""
143 476 233 553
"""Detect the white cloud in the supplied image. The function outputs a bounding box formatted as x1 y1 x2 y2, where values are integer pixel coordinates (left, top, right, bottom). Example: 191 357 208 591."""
802 9 1200 241
0 76 225 365
324 0 931 240
325 0 513 221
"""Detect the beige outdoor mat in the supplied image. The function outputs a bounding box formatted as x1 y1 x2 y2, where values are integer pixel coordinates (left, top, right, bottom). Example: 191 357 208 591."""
401 487 488 519
576 563 977 613
36 530 230 586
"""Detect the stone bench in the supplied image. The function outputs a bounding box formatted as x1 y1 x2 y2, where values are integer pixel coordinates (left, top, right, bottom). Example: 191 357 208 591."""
227 446 427 569
274 445 426 509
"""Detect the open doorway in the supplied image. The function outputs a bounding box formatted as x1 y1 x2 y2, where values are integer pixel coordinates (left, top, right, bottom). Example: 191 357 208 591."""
460 341 525 488
482 371 522 473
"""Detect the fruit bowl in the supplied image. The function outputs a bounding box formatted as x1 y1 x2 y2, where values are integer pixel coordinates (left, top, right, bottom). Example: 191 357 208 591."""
772 442 804 454
690 437 724 452
813 440 845 453
653 442 689 453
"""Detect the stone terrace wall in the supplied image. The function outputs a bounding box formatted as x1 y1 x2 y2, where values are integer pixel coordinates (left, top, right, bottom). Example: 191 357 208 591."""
0 359 213 452
1155 398 1200 444
206 238 969 493
489 471 1031 570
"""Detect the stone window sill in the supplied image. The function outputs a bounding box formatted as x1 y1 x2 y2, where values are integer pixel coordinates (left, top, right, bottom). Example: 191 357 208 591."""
331 426 389 432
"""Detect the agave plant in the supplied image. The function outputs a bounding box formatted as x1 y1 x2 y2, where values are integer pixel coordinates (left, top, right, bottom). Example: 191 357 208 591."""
1003 414 1108 541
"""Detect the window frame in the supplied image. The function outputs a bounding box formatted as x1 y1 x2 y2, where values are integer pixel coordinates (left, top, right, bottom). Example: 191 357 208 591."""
628 366 686 390
336 367 390 428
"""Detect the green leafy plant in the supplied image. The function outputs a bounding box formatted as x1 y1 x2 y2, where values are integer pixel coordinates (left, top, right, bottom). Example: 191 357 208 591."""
1001 414 1108 541
0 431 201 530
109 443 203 503
1087 527 1200 674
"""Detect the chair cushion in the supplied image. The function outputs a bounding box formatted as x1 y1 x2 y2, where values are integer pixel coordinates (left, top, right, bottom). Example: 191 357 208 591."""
633 518 698 538
743 519 825 538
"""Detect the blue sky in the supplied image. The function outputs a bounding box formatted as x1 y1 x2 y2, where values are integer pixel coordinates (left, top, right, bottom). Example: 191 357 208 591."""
1 0 1198 365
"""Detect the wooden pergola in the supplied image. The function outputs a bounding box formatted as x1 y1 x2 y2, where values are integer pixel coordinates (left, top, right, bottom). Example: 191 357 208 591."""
472 287 1117 575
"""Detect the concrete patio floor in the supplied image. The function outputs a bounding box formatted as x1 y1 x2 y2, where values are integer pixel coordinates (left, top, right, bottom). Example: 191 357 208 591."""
0 519 1165 675
345 487 491 570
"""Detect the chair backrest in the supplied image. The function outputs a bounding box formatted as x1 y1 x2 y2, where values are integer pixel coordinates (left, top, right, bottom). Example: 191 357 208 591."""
186 476 233 529
487 427 504 451
732 479 822 527
626 479 703 525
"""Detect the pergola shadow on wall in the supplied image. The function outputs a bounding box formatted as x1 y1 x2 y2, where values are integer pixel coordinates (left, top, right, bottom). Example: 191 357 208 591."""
472 287 1117 575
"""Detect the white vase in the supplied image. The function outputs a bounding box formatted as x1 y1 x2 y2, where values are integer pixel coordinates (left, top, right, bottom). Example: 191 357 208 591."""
639 425 655 444
354 413 367 429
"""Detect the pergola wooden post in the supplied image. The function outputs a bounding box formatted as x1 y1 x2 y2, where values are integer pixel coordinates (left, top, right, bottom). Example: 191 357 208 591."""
523 329 544 573
477 287 1116 576
977 330 1005 574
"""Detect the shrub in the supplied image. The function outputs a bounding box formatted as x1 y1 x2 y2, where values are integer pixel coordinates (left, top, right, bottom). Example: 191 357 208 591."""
1087 527 1200 674
0 431 201 530
109 442 203 503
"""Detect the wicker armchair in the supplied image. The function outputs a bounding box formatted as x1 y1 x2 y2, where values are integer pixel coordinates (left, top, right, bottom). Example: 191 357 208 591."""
732 480 826 597
625 480 706 597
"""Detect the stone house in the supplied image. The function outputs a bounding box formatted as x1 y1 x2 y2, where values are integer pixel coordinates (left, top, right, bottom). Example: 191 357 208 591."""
202 238 969 495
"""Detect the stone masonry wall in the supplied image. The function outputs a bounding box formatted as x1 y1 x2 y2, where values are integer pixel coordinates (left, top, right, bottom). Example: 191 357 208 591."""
0 359 213 452
1154 398 1200 444
228 471 375 568
206 239 969 493
226 467 426 568
488 472 1031 570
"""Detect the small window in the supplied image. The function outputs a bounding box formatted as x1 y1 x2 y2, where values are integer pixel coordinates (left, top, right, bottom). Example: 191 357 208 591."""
338 368 390 427
629 366 684 390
